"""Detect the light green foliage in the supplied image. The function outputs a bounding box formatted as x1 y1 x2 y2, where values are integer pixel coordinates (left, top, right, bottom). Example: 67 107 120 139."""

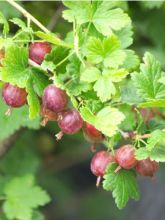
146 129 165 151
103 163 140 209
3 175 50 220
132 52 165 106
80 106 125 137
63 0 131 36
86 35 126 68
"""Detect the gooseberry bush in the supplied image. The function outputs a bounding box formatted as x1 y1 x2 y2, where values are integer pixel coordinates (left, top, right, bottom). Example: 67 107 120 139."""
0 1 165 218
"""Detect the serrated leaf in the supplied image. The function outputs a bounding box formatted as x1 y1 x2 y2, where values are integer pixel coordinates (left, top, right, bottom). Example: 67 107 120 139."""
103 68 129 82
94 76 116 102
103 163 140 209
0 45 30 88
86 35 126 68
10 18 26 29
35 31 72 48
138 99 165 108
0 12 9 34
80 106 125 137
26 79 40 120
80 66 101 83
0 95 40 141
93 5 131 36
62 1 92 25
63 1 131 36
121 80 144 105
115 25 133 49
132 52 165 100
136 145 165 162
31 67 50 97
123 50 140 71
3 174 50 220
146 129 165 151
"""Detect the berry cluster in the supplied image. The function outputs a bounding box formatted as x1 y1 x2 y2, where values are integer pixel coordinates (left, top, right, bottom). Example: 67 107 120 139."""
1 42 104 145
0 42 159 188
90 145 159 186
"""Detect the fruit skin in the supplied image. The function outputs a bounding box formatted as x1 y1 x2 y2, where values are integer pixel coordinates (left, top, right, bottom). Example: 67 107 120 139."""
58 109 83 134
29 42 52 64
42 84 68 113
136 158 159 177
115 145 137 169
83 122 104 143
2 83 27 107
90 151 115 177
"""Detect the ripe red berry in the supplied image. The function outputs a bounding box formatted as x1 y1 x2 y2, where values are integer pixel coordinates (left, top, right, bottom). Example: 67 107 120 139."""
115 145 137 169
57 109 83 137
42 84 68 113
2 83 27 108
29 42 52 64
83 122 104 143
40 105 57 126
90 151 115 177
136 158 159 177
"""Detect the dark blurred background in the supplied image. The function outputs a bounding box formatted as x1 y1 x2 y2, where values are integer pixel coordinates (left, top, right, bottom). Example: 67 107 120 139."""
1 1 165 220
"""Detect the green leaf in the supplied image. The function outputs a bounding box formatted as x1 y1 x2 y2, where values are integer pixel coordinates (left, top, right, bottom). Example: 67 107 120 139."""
80 66 101 83
0 45 30 88
103 68 129 82
146 129 165 151
26 79 40 120
31 67 50 97
115 25 133 49
86 35 126 68
10 18 26 29
94 76 116 102
35 31 72 48
62 1 92 25
0 12 9 34
3 174 50 220
123 50 140 71
80 106 125 137
63 1 131 36
132 52 165 100
121 80 143 105
93 4 131 36
138 99 165 108
136 145 165 162
103 163 140 209
0 96 40 141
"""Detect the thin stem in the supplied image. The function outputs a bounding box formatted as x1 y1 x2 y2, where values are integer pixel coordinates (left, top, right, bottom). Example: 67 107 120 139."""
56 51 75 68
6 0 50 33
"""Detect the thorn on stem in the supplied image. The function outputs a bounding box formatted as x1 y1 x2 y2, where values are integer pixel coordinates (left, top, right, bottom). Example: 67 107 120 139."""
115 166 121 173
5 107 12 116
55 131 63 141
96 176 102 188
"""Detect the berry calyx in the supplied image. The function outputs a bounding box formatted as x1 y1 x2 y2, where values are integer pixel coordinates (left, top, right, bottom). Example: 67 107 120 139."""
56 109 83 140
115 145 137 170
136 158 159 177
2 83 27 114
90 151 115 187
83 122 104 143
42 84 68 113
29 42 52 64
40 105 57 126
